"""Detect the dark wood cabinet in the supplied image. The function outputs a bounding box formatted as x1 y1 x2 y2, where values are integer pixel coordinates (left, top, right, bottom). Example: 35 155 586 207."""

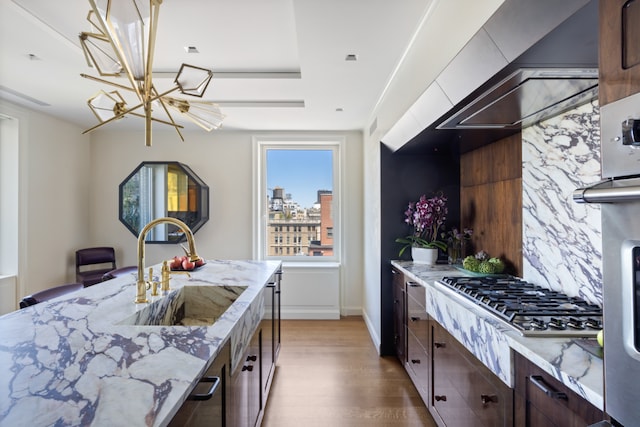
230 271 281 427
599 0 640 105
392 268 511 426
513 351 604 427
392 268 406 363
261 270 281 403
392 268 429 406
169 341 230 427
230 328 262 427
406 280 430 405
431 321 513 427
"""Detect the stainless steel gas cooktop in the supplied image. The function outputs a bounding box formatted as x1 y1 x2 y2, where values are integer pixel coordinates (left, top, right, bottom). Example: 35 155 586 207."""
438 276 603 337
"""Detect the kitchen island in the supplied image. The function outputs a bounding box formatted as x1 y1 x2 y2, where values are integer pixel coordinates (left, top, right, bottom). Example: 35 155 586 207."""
0 259 281 427
392 261 604 410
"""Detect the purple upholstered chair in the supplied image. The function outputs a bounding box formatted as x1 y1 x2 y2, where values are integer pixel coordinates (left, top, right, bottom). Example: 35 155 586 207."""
19 283 84 309
75 247 116 287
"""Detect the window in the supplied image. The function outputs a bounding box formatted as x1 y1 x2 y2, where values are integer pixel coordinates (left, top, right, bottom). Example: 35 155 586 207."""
0 115 18 277
254 138 341 261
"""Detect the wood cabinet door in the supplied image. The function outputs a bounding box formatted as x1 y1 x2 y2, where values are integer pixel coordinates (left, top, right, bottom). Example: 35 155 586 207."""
432 322 512 427
392 268 406 363
168 342 229 427
230 328 263 427
406 281 430 405
513 351 604 427
407 329 430 404
600 0 640 105
262 282 275 398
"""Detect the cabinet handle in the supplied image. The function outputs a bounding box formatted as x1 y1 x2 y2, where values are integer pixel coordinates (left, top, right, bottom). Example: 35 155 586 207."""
246 355 257 362
434 342 446 349
408 282 420 287
242 365 254 372
480 394 498 404
188 376 220 401
529 375 568 400
410 316 421 322
267 283 276 288
435 395 447 402
411 359 421 364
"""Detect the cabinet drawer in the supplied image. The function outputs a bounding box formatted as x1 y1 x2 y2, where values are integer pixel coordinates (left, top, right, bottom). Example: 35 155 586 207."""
432 322 512 427
406 281 426 305
407 294 428 347
406 329 429 404
514 351 604 426
169 342 229 427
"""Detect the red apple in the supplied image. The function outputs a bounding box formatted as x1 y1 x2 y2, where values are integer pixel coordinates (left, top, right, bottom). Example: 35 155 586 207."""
195 258 205 267
182 258 196 270
169 256 183 270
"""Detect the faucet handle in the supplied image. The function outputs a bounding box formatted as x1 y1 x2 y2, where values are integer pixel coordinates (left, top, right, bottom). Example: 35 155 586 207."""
149 267 160 296
161 260 191 292
161 261 171 292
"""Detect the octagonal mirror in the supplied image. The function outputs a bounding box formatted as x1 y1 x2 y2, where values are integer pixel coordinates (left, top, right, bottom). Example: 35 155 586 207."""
119 162 209 243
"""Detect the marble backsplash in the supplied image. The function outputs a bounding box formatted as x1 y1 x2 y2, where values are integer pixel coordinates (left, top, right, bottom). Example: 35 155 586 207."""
522 100 603 306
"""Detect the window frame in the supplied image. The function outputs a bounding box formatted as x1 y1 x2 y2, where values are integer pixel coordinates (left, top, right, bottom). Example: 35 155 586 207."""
252 136 342 262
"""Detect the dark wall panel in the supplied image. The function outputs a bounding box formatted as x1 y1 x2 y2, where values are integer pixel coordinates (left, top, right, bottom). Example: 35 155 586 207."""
379 143 460 355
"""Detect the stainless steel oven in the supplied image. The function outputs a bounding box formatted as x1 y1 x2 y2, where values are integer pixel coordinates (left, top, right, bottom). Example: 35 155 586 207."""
574 91 640 427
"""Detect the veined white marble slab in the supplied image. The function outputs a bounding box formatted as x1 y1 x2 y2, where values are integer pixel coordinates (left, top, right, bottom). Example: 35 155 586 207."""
391 260 603 409
0 260 281 427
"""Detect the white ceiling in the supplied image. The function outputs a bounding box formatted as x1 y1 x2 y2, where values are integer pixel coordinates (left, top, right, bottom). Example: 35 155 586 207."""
0 0 435 133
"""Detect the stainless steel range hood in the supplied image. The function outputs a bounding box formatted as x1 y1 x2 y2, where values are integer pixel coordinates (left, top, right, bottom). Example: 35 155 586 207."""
435 0 599 131
386 0 599 153
436 67 598 130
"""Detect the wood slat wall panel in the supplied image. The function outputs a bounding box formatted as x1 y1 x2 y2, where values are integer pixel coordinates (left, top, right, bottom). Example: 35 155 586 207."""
460 134 523 276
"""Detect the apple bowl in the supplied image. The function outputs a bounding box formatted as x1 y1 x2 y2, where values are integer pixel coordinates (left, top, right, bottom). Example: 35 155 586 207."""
169 255 206 271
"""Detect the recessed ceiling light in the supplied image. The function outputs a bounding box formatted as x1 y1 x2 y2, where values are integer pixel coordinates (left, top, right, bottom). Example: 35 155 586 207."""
336 108 343 112
185 46 199 54
345 54 357 61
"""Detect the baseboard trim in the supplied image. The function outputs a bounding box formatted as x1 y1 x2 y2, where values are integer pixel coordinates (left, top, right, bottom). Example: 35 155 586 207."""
281 308 340 320
362 310 381 355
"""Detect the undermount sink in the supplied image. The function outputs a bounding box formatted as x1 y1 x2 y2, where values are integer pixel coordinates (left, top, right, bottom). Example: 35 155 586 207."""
119 285 247 327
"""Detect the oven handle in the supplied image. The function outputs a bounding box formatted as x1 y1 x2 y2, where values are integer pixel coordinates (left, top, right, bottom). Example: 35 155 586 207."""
573 180 640 204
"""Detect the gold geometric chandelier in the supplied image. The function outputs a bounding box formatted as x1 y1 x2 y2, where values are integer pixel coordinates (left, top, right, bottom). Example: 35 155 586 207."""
79 0 225 146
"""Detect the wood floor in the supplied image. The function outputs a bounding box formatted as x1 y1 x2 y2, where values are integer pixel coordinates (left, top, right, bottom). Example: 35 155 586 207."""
261 317 437 427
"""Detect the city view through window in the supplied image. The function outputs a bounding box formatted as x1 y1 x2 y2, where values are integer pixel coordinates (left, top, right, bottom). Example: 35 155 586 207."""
266 149 334 257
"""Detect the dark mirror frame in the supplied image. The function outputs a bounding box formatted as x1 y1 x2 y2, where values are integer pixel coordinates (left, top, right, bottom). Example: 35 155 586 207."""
119 161 210 244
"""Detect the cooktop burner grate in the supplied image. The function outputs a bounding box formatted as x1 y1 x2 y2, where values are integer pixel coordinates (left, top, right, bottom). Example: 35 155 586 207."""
439 276 603 337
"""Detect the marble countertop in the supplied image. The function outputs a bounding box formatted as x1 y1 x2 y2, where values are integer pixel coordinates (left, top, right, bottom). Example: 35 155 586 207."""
391 261 604 410
0 259 281 427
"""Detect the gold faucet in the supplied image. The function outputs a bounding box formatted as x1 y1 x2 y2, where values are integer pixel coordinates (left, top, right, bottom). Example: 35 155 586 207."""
160 259 191 293
135 217 202 303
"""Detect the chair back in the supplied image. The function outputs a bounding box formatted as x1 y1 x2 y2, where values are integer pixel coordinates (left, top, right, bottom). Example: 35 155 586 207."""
76 247 116 287
20 282 84 309
102 265 137 281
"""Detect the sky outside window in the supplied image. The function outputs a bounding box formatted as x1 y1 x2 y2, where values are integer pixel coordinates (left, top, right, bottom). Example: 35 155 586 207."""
266 149 333 208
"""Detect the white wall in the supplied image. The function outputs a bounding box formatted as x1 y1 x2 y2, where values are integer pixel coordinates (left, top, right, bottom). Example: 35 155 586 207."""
89 128 364 315
0 101 91 302
362 0 504 352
